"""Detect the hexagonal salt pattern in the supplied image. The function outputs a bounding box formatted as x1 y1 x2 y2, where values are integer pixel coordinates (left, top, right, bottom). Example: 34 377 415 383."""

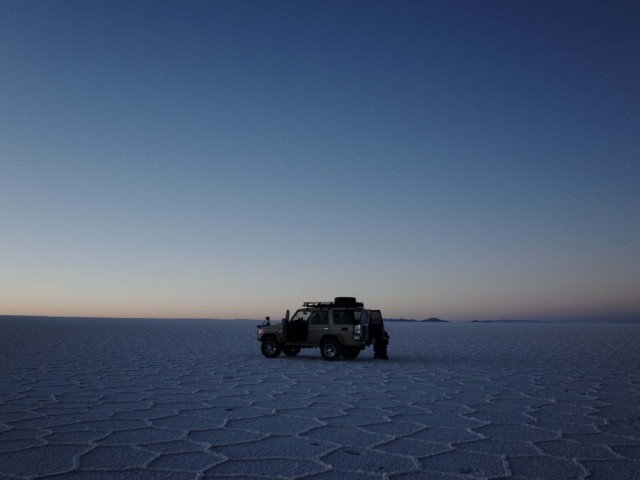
1 317 639 479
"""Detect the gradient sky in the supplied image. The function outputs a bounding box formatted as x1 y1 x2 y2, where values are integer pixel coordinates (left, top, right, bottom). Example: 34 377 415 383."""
1 0 639 321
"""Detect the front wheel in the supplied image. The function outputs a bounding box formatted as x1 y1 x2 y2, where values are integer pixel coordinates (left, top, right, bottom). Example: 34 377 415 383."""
282 346 301 357
261 338 282 358
320 339 342 361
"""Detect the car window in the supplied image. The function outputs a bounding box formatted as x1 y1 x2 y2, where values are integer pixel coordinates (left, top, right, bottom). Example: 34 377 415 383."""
370 310 383 324
310 311 328 325
333 310 356 325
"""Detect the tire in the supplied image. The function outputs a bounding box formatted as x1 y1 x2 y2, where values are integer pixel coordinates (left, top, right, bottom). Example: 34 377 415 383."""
320 338 342 361
261 337 282 358
342 346 360 359
282 346 301 357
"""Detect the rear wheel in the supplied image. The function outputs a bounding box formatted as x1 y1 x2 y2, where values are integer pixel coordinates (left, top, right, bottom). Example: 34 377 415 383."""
282 346 301 357
320 338 342 361
342 346 360 359
261 337 282 358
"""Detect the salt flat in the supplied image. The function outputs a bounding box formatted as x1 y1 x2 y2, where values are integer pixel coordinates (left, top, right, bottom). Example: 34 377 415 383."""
1 317 639 479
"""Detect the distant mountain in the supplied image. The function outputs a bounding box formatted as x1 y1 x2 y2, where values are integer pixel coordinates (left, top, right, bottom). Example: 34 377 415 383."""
469 319 543 323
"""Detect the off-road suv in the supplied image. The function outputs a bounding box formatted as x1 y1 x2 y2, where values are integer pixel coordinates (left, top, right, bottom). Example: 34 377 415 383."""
256 297 385 360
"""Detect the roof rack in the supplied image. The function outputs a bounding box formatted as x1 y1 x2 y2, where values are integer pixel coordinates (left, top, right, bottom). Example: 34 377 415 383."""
302 300 364 308
302 301 333 307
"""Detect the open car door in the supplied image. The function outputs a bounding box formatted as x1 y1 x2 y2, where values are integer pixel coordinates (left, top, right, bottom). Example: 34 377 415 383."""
368 310 384 344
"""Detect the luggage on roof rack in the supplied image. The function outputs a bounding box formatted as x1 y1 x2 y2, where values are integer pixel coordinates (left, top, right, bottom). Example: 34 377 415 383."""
333 297 363 308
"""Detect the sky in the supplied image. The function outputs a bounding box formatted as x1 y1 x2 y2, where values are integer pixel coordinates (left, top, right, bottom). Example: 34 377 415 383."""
1 0 639 321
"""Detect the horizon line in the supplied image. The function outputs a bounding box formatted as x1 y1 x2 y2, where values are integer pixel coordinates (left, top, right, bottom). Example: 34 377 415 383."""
1 314 638 324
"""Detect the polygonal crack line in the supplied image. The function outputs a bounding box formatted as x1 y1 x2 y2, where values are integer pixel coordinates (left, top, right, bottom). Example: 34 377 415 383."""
213 435 343 463
395 423 434 441
217 417 231 429
586 399 612 411
390 435 454 456
277 409 347 421
519 404 540 414
350 427 396 449
454 426 491 445
198 398 256 409
344 404 395 417
525 440 549 456
196 406 275 420
307 400 350 410
592 421 640 441
497 453 516 478
506 453 591 477
196 428 271 449
77 444 162 470
147 453 226 473
92 429 121 445
555 439 626 461
44 429 112 445
570 458 591 478
1 406 40 420
11 415 81 431
111 426 192 445
321 445 422 475
201 457 328 479
123 410 177 422
2 438 48 453
13 381 39 391
53 410 116 432
459 413 495 426
204 424 277 443
146 405 188 416
60 444 97 474
529 423 570 439
448 404 479 416
1 425 54 440
586 413 612 427
421 447 510 477
470 411 539 426
158 426 192 441
174 403 214 414
0 399 36 412
602 437 638 462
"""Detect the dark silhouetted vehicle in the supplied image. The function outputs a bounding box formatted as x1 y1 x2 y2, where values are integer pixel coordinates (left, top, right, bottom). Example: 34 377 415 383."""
256 297 386 360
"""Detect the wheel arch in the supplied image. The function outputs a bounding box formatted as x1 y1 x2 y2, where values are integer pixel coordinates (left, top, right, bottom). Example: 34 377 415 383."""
320 334 342 345
262 332 283 343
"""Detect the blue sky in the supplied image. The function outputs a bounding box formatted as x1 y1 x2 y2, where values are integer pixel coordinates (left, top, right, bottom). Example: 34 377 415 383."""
1 0 639 320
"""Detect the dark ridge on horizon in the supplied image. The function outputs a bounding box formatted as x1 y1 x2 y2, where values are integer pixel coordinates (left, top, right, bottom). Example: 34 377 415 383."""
470 319 544 323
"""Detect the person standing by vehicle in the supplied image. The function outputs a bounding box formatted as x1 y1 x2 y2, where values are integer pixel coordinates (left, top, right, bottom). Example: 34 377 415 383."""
373 329 389 360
